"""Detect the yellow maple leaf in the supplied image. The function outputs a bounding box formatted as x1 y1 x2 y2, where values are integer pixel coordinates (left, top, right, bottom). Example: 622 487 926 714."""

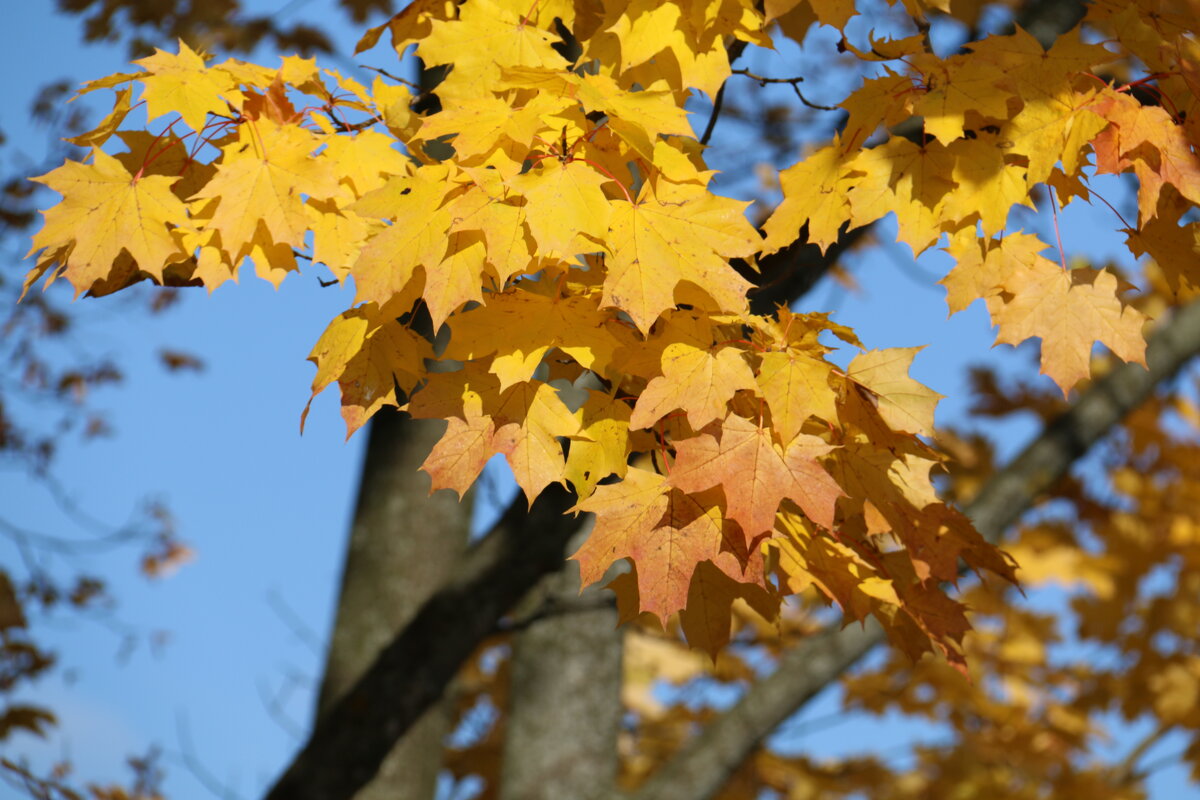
319 129 409 198
420 0 568 99
446 288 631 390
66 86 134 149
848 347 942 438
418 93 562 164
492 380 582 503
755 349 839 443
29 149 188 294
839 72 914 153
1000 87 1105 188
847 137 955 254
940 229 1044 313
350 165 455 307
508 160 612 259
942 135 1033 235
190 119 338 264
671 413 842 539
989 261 1149 394
575 72 695 159
762 141 855 254
134 40 240 131
424 228 489 330
629 343 758 431
421 413 498 498
303 303 433 437
605 185 758 333
564 390 632 500
908 52 1011 145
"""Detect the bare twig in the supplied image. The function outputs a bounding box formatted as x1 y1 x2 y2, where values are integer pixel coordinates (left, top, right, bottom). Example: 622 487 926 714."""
174 713 244 800
266 589 322 655
731 69 839 111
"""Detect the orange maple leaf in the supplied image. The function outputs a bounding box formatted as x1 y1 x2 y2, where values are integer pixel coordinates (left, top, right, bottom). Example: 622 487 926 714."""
670 414 843 541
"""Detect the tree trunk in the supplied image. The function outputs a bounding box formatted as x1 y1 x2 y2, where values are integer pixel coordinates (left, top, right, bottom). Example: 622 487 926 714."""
314 408 472 800
498 521 623 800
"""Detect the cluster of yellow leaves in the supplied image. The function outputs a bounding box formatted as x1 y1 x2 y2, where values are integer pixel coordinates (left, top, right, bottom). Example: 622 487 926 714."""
761 4 1200 393
23 0 1198 663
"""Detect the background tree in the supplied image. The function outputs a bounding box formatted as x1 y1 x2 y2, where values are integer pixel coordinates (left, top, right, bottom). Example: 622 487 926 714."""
9 1 1200 799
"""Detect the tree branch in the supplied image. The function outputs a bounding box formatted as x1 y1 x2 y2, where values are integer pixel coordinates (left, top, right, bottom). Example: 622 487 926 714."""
621 296 1200 800
264 483 582 800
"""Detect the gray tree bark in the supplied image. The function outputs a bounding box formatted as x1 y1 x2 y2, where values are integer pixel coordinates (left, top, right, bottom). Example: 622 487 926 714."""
314 408 472 800
498 521 623 800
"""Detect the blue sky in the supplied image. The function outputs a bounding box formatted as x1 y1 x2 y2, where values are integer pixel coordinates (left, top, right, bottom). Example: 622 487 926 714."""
0 2 1193 798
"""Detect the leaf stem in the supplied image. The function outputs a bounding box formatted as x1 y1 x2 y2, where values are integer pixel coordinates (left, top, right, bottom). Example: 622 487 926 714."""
576 157 633 203
1047 184 1068 271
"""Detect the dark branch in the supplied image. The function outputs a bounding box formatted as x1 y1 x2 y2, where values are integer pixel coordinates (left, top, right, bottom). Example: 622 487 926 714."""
264 483 583 800
731 68 839 111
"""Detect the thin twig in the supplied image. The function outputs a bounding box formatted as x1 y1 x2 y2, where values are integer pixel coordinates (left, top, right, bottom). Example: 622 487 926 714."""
731 68 839 111
1111 721 1174 785
358 65 420 91
267 589 324 655
700 81 727 145
174 713 244 800
257 675 307 742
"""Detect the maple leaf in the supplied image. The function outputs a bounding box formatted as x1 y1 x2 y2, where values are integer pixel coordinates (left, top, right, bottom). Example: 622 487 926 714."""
604 184 759 333
355 0 454 55
838 72 914 153
29 149 188 294
1089 90 1200 220
67 86 135 149
418 93 561 166
774 510 895 621
319 130 409 198
670 413 843 541
755 350 839 444
349 165 455 308
942 135 1033 236
629 343 758 431
190 119 338 267
303 302 433 437
940 229 1042 314
573 466 672 592
446 288 631 391
420 0 568 98
508 160 612 260
847 137 955 255
678 558 778 657
761 142 855 254
575 470 742 626
988 261 1149 394
491 380 581 503
421 413 497 498
574 72 695 159
908 52 1011 145
133 40 240 130
598 0 744 98
847 348 942 438
564 391 632 499
1125 213 1200 302
999 87 1105 188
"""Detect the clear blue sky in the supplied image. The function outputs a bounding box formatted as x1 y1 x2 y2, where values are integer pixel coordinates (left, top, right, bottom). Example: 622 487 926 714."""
0 2 1191 798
